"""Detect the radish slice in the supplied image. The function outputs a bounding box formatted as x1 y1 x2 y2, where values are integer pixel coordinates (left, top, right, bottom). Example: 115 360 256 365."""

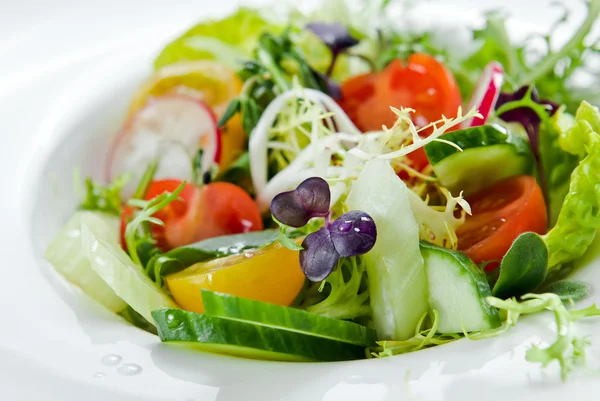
463 62 504 128
106 95 221 197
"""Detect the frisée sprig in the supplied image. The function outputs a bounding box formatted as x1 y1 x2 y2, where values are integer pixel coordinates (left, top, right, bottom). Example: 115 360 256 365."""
124 183 186 267
218 29 338 135
485 294 600 381
77 172 131 216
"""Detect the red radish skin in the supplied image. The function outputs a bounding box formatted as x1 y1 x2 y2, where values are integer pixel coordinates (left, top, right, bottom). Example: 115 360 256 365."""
464 62 505 128
106 95 222 194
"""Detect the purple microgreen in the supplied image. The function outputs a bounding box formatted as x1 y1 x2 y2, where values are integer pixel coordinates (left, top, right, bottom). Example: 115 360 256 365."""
270 177 377 282
270 177 331 227
495 85 559 201
299 228 340 282
496 86 559 140
300 210 377 282
328 211 377 257
306 22 359 56
306 22 359 78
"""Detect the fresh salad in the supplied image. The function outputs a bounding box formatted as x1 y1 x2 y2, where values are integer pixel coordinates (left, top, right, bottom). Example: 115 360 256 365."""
46 0 600 378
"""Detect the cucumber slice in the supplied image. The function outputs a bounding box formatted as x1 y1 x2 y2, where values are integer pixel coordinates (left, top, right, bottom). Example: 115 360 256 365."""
81 222 178 324
45 211 127 313
201 290 376 346
420 241 500 333
152 308 366 362
424 124 534 195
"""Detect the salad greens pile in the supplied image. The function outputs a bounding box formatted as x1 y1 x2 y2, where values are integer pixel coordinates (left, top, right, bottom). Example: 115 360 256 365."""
44 0 600 382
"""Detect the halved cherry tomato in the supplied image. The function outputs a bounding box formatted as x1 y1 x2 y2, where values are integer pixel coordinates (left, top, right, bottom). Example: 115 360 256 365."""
338 53 462 176
339 53 462 132
166 241 306 313
120 179 263 251
457 176 547 270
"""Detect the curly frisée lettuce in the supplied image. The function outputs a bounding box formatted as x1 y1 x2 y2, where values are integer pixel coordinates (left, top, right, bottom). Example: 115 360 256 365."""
154 8 280 69
300 256 370 320
486 294 600 381
544 101 600 272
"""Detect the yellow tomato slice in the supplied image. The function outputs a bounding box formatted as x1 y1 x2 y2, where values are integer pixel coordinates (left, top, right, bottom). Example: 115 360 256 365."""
128 60 246 169
166 242 306 313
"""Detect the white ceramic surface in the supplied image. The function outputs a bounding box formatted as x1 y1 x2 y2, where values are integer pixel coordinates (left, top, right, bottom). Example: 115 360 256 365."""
1 1 600 400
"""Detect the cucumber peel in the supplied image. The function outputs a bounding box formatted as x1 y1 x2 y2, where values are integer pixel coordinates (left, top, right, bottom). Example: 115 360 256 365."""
201 290 376 346
152 308 367 362
424 124 534 195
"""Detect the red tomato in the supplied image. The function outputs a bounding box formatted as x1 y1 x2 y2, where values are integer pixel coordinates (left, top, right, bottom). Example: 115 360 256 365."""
338 53 462 177
120 180 262 251
339 53 462 133
457 176 548 270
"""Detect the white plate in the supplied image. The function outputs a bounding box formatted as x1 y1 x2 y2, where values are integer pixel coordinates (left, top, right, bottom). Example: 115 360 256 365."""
1 1 600 400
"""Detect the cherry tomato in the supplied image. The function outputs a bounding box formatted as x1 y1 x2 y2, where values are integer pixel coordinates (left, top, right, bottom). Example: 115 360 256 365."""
120 180 263 251
457 176 547 269
338 53 462 177
166 241 305 313
339 53 462 133
165 182 263 249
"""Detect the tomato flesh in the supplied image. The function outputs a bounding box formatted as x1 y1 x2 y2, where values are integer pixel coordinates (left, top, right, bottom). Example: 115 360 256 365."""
120 180 263 252
457 176 547 269
339 54 462 133
339 53 462 177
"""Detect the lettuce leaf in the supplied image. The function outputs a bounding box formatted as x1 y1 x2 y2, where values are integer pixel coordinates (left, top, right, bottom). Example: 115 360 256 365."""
544 101 600 271
154 8 280 70
540 107 580 226
346 159 428 340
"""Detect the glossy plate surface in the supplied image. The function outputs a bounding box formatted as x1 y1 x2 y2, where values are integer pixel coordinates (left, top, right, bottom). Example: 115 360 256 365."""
1 0 600 400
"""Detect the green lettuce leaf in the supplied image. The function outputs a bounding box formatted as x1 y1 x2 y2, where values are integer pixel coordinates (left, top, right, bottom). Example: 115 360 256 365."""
154 8 280 69
544 101 600 272
540 108 579 226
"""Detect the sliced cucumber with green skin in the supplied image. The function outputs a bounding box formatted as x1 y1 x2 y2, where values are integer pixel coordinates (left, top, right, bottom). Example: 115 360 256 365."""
420 241 500 333
424 124 534 195
201 290 376 347
152 309 366 362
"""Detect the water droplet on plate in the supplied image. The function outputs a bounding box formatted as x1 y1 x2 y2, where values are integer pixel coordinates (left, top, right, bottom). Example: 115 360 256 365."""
101 354 122 366
92 372 106 379
117 363 143 376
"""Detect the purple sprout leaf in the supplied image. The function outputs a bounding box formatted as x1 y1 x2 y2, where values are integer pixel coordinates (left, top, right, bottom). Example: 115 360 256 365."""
496 86 559 147
306 22 359 80
329 211 377 257
299 210 377 282
270 177 331 228
300 228 340 282
306 22 359 55
495 85 559 201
